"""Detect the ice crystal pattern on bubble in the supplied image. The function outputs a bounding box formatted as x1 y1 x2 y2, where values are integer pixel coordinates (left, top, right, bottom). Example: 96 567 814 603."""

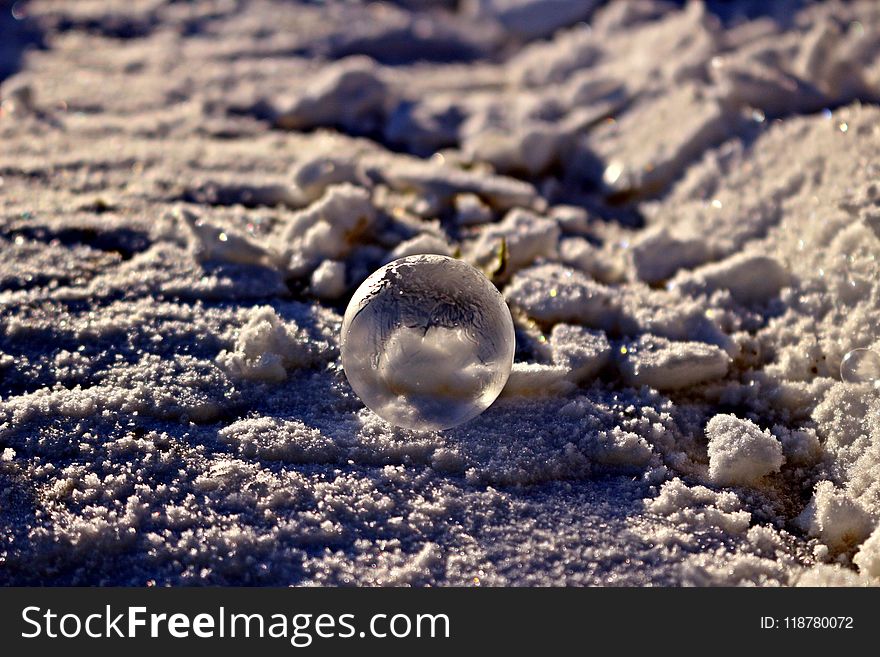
341 255 515 431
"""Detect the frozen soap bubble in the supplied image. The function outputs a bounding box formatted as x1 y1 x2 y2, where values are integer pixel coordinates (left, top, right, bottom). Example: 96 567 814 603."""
840 348 880 387
341 254 515 430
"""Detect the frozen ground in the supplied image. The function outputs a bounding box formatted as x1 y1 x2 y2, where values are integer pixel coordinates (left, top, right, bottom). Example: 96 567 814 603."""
1 0 880 586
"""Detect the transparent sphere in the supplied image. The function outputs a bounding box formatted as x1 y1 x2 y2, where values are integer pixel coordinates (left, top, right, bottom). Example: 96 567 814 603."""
840 348 880 386
341 255 515 430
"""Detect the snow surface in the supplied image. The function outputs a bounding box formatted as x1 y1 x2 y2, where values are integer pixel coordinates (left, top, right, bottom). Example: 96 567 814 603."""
1 0 880 586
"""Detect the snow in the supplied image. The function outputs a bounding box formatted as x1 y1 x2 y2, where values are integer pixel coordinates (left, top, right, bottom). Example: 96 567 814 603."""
179 208 275 268
705 414 783 487
629 227 710 285
388 233 453 261
670 253 791 305
275 56 389 133
216 306 326 383
504 264 619 330
464 0 600 41
470 208 560 276
501 363 575 397
309 259 348 300
2 0 880 586
646 478 751 536
454 193 494 226
283 183 378 273
795 481 875 553
550 324 611 384
854 525 880 578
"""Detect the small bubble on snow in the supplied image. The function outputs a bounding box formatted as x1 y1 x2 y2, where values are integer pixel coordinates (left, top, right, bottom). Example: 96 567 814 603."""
840 348 880 386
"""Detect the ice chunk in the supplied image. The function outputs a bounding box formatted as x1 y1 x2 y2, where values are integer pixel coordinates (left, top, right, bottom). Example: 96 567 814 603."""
617 335 729 391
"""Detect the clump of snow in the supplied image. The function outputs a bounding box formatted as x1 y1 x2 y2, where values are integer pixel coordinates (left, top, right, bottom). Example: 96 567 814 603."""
592 426 654 468
559 237 624 285
854 525 880 579
219 417 338 463
705 414 783 487
366 155 539 212
283 183 378 274
646 478 751 535
794 565 867 587
471 208 559 276
464 0 600 41
216 306 322 383
275 57 389 133
291 155 364 203
550 324 611 384
594 84 737 196
178 208 275 267
550 205 590 233
310 260 347 299
388 233 453 261
795 481 874 552
501 362 575 397
504 264 619 330
455 193 493 226
772 425 821 467
629 226 710 284
508 24 600 86
671 253 791 305
0 79 35 115
459 107 573 177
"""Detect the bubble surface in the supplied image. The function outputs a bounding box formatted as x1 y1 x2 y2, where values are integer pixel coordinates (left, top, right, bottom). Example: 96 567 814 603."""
840 348 880 386
341 255 515 430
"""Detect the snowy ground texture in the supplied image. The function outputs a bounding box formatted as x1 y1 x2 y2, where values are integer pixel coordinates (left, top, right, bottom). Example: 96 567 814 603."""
2 0 880 586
